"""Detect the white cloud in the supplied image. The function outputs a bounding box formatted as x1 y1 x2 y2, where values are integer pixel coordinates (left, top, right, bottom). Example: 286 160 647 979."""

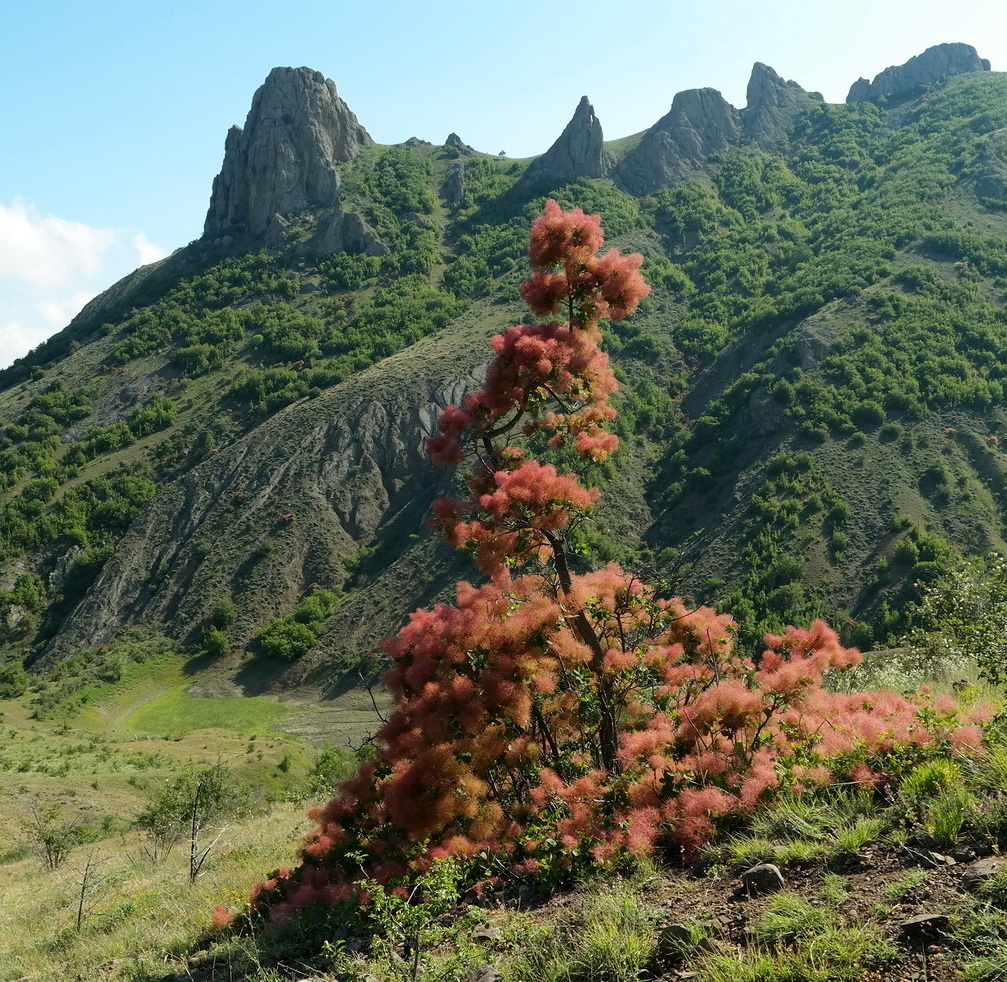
133 232 167 267
0 199 167 368
0 200 116 289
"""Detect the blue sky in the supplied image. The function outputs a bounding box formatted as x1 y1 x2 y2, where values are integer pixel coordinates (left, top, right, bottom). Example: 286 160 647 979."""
2 0 1007 366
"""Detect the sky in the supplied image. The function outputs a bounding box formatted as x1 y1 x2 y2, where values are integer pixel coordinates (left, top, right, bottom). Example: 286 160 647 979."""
3 0 1007 367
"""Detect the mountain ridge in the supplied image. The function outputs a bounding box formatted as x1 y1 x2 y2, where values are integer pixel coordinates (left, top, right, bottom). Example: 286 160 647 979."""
2 42 1006 694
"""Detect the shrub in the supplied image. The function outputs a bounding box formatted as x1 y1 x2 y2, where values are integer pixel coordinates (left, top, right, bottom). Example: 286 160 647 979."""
242 203 983 926
258 620 318 661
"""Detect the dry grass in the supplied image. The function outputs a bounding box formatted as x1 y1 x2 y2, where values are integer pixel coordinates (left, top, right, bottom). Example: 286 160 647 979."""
0 804 314 982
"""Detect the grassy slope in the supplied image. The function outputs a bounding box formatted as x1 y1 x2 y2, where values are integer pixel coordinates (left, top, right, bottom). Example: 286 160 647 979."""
0 650 384 981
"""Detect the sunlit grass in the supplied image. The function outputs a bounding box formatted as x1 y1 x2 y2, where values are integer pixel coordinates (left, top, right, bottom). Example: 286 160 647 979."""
125 687 294 736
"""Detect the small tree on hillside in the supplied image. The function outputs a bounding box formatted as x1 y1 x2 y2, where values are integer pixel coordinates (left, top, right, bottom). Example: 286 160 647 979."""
138 763 235 879
245 202 983 921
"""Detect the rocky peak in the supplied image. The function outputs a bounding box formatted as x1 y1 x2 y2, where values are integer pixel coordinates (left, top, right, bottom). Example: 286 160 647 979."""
847 42 990 103
520 96 615 188
204 66 372 240
445 132 477 157
742 63 821 149
616 88 741 195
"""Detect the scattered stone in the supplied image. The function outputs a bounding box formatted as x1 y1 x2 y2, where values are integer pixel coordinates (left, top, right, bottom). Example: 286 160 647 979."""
461 966 502 982
740 863 786 896
961 857 1007 893
948 843 978 864
904 846 955 868
648 924 720 972
900 913 950 939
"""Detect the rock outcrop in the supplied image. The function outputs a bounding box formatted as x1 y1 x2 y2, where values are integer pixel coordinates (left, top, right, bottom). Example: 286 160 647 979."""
616 88 741 195
847 42 990 103
315 204 390 256
976 131 1007 202
445 132 477 157
519 96 615 188
204 67 372 240
741 63 821 149
442 162 466 205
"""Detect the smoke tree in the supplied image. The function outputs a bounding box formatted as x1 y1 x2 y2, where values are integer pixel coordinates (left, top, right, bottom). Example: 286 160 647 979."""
246 202 984 921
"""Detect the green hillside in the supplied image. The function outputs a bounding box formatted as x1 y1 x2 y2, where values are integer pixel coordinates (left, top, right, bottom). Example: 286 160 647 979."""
2 66 1007 689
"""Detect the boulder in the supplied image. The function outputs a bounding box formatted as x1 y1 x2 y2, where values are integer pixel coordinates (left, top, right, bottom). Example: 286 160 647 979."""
961 856 1007 893
740 863 786 896
900 912 950 938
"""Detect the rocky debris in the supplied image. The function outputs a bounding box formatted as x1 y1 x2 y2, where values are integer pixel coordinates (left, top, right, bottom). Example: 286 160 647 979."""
443 162 465 205
960 856 1007 893
519 96 615 189
204 66 372 241
847 42 990 103
904 846 957 869
616 88 741 195
742 62 822 149
446 132 477 157
739 863 785 896
900 912 950 939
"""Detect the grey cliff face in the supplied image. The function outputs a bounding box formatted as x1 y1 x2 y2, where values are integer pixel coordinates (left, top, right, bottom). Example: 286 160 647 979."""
847 42 990 103
204 66 373 239
741 62 821 149
442 162 466 205
520 96 615 187
616 88 741 195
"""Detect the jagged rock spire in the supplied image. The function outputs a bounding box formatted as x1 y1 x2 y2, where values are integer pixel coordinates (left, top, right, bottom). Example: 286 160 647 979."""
616 88 741 196
742 63 821 149
204 67 372 239
847 42 990 103
520 96 615 187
